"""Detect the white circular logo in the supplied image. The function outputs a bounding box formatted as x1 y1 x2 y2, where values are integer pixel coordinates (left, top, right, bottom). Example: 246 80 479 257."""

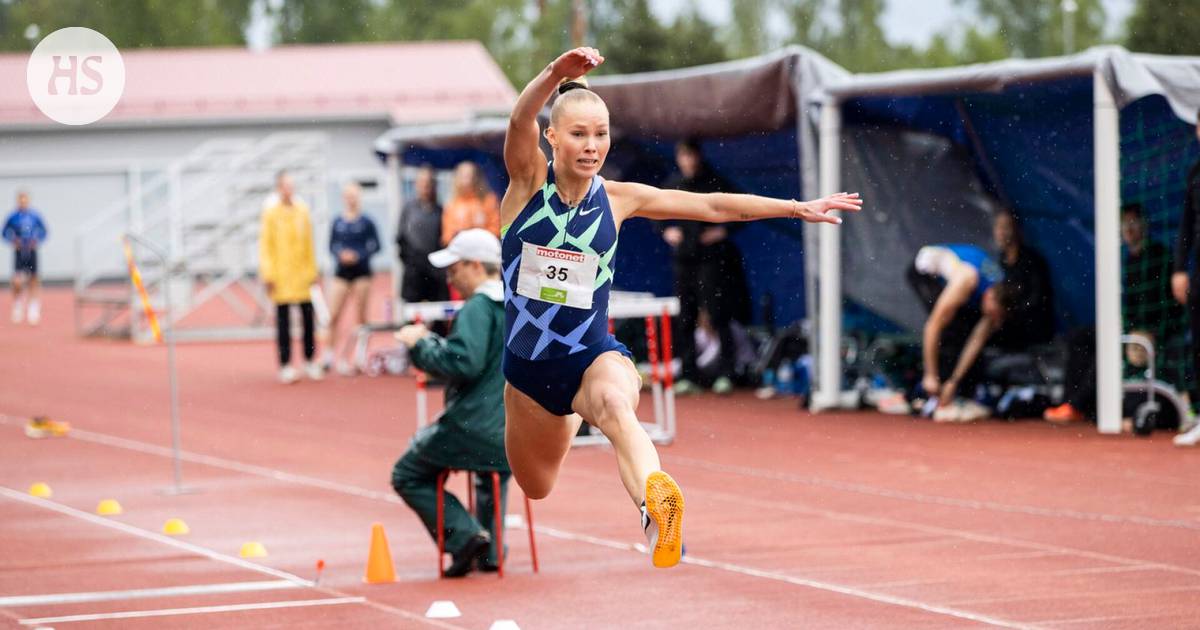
26 27 125 126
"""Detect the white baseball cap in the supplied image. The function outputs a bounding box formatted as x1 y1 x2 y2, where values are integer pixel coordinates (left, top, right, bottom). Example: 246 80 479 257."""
428 228 502 268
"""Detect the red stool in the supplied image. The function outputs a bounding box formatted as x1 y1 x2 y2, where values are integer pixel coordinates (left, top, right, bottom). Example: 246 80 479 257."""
436 469 539 578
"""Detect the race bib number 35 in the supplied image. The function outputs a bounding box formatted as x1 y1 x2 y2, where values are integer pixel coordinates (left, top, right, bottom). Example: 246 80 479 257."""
516 242 600 309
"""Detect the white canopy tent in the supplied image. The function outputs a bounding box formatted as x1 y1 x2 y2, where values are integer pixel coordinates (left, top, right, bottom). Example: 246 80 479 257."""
812 46 1200 435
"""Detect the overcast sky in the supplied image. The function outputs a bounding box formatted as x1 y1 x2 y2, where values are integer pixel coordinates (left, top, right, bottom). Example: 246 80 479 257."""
651 0 1137 46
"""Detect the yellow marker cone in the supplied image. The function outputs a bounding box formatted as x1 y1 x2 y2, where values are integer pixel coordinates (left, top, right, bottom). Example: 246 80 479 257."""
28 482 52 498
162 518 189 535
96 499 123 516
239 541 268 558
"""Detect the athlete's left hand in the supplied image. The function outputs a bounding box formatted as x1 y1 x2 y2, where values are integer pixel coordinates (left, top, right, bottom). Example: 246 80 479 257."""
395 323 430 348
796 192 862 225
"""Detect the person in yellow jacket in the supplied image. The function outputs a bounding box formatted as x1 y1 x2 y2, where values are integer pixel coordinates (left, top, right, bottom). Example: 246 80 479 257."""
259 170 322 384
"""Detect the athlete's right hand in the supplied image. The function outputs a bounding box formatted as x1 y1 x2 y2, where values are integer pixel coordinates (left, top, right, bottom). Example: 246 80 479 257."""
551 47 604 79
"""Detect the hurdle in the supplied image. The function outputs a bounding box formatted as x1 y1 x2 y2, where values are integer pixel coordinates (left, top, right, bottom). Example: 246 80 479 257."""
354 292 680 445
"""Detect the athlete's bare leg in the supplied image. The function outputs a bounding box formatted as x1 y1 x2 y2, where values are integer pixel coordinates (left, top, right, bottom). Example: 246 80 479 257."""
504 383 584 500
571 351 659 506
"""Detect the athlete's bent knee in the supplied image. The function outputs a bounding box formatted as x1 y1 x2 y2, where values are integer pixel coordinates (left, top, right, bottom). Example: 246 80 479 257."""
513 468 554 500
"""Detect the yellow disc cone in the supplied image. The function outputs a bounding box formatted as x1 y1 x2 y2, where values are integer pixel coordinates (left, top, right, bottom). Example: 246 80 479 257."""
96 499 123 516
28 482 52 498
162 518 189 535
239 541 268 558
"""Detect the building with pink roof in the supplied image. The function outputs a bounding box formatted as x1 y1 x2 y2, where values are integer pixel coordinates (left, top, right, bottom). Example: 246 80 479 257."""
0 41 515 282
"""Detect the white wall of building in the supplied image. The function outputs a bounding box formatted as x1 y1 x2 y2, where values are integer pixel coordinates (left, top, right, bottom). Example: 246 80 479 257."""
0 119 392 282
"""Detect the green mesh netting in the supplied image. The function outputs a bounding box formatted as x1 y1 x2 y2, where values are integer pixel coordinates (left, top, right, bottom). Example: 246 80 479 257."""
1119 96 1196 390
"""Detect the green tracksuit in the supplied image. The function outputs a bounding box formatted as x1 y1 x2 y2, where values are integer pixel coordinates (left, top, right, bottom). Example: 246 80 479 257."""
391 280 509 560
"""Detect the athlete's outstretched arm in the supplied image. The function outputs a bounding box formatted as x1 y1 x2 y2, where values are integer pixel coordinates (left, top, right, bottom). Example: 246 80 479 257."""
610 181 861 225
504 47 604 184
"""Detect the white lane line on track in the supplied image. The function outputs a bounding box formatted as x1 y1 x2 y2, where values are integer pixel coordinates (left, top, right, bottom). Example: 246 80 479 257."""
0 486 312 586
661 454 1200 531
17 597 365 625
18 423 1045 628
0 580 298 607
532 525 1036 629
58 421 1200 581
638 475 1200 580
0 484 468 630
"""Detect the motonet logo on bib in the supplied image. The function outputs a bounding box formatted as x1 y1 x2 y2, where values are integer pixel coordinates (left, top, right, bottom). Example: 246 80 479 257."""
535 247 586 263
26 27 125 126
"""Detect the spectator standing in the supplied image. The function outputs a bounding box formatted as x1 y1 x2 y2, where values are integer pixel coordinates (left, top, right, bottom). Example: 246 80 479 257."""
1172 118 1200 404
396 165 449 305
661 139 750 395
324 182 380 376
442 162 500 245
3 191 48 325
259 171 321 384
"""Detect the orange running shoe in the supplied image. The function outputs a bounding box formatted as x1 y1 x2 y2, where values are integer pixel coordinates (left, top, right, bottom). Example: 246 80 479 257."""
642 471 684 568
24 416 70 438
1044 403 1085 424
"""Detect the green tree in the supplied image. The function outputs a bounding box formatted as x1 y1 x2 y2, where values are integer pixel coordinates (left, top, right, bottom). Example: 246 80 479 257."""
956 0 1106 58
590 0 671 73
725 0 773 59
1125 0 1200 55
0 0 252 50
273 0 373 44
662 8 729 68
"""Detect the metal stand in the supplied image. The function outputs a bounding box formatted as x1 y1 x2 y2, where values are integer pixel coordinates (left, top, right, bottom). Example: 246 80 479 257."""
125 232 196 495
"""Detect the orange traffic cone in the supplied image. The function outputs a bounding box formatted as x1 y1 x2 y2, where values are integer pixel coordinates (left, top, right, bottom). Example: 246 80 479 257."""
363 522 396 584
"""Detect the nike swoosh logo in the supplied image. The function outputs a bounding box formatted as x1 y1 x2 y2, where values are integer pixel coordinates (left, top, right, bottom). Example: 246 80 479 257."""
579 206 601 216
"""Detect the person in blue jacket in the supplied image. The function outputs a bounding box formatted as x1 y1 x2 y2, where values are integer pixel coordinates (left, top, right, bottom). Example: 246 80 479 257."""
4 191 48 325
325 182 380 375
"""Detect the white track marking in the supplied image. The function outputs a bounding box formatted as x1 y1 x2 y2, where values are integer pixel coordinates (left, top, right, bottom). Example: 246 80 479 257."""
15 417 1200 629
0 580 297 607
661 454 1200 531
18 597 365 625
0 486 311 585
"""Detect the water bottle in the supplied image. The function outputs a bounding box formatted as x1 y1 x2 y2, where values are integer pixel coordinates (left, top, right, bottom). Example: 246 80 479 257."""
777 360 794 396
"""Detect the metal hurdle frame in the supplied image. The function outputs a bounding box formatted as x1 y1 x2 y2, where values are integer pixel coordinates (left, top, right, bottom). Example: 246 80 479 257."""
354 292 680 445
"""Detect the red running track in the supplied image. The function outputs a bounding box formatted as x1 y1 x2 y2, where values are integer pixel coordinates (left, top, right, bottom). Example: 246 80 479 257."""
1 287 1199 629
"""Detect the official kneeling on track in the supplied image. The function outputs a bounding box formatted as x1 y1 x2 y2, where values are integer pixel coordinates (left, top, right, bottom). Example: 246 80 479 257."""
391 229 510 578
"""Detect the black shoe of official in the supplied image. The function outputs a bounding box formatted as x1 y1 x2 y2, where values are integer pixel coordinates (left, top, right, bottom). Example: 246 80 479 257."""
443 533 490 578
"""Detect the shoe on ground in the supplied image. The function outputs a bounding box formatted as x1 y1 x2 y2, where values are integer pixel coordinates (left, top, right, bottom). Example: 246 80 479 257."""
712 376 733 395
26 300 40 325
278 365 299 384
933 402 962 423
443 533 491 578
643 471 684 568
673 379 701 396
304 362 324 381
957 400 991 422
25 416 70 438
11 300 24 324
335 360 358 377
876 392 912 415
1044 403 1085 424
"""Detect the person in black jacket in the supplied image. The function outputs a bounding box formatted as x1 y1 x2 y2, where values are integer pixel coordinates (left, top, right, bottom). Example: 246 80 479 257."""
1171 121 1200 401
660 138 751 395
990 209 1055 351
396 166 449 305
